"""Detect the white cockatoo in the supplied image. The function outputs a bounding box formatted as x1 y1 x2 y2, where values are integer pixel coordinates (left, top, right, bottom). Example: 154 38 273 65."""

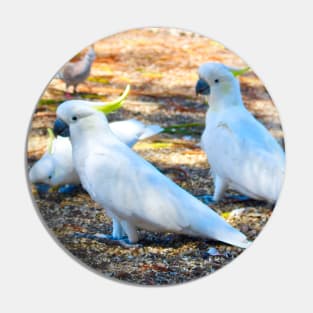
29 119 163 186
31 86 134 239
58 46 96 94
29 130 79 186
195 62 285 204
52 99 251 248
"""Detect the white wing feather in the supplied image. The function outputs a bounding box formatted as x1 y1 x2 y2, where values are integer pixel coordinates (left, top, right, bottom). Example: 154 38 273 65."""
78 139 249 248
49 136 80 185
202 107 285 202
109 119 163 147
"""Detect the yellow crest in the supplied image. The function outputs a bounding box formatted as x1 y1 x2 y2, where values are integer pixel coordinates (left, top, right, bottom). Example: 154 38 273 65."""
47 128 55 154
92 85 130 114
227 66 250 77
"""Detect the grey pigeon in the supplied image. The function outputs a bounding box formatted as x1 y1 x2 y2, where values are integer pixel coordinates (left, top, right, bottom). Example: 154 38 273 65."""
58 46 96 94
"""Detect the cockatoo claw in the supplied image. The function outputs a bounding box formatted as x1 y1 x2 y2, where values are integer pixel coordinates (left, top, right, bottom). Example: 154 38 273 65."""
35 183 51 194
117 239 142 249
227 194 251 202
92 234 141 248
58 184 79 194
196 194 216 205
72 232 140 248
196 194 252 205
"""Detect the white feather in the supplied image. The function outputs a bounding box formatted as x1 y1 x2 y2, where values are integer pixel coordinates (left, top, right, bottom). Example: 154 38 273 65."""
29 136 79 186
109 119 163 147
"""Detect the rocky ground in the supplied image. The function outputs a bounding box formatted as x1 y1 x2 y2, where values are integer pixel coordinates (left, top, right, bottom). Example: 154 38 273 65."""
26 28 283 285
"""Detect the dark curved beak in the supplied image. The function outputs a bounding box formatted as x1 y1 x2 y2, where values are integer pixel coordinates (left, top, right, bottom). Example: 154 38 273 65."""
53 118 70 137
196 78 210 96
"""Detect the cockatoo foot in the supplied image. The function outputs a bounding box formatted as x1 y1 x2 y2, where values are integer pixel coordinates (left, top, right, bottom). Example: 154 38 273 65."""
196 194 216 205
117 238 142 249
93 233 128 241
72 232 125 241
72 232 141 248
58 184 79 194
34 183 51 194
226 194 251 202
197 194 252 205
92 234 141 248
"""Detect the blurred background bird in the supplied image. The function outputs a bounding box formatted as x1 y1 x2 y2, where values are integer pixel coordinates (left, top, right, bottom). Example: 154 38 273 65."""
57 46 96 96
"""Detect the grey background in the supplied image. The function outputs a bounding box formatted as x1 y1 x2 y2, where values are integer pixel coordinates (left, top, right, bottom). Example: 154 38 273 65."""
0 0 311 312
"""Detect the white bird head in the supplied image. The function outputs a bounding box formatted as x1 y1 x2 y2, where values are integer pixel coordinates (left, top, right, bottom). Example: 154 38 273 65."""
54 100 110 140
29 153 56 185
29 131 77 186
29 128 56 185
196 62 249 109
53 85 130 137
29 152 78 186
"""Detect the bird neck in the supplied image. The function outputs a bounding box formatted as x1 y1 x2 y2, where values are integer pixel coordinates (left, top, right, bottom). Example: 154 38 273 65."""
70 114 115 151
208 82 244 112
83 51 94 65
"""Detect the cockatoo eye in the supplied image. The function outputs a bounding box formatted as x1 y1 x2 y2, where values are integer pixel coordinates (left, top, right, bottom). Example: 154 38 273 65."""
214 79 219 83
48 175 52 180
72 116 78 121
